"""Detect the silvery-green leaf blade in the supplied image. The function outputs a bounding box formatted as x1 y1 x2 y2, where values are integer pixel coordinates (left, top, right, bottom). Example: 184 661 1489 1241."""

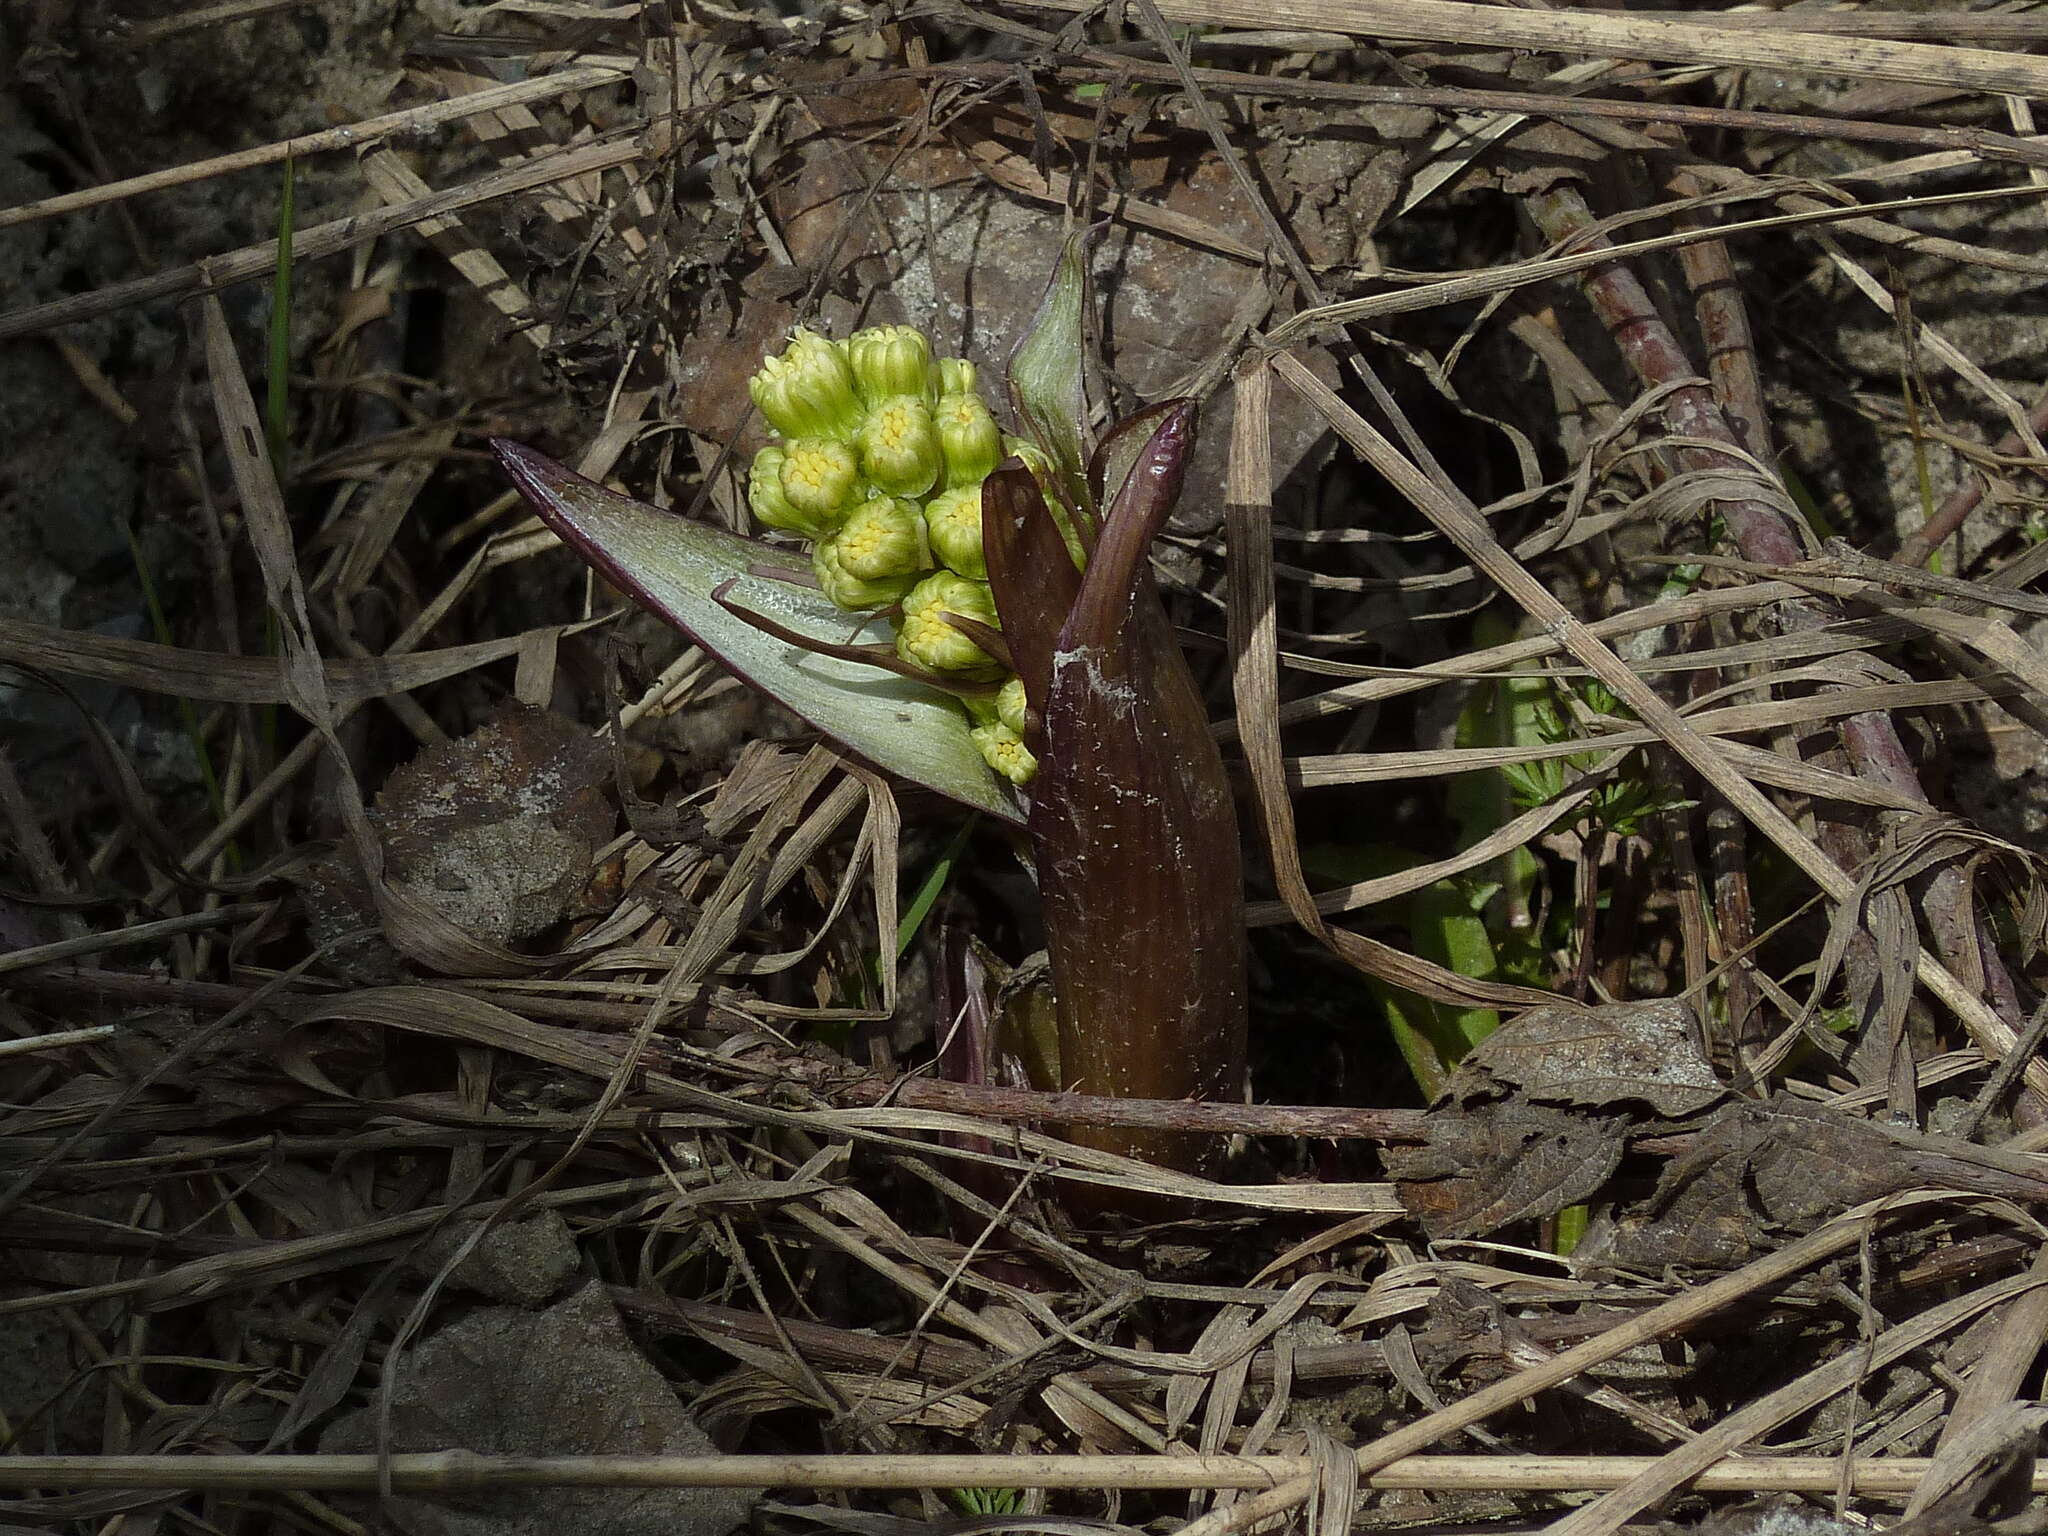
494 440 1024 824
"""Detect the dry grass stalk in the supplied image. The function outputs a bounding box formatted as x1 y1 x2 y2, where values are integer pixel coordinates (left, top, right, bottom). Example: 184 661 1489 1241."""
0 136 642 341
1015 0 2048 95
2 1449 2044 1495
0 64 630 234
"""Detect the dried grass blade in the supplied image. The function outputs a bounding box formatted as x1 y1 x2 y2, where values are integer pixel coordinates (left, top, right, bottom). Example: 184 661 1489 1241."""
1017 0 2048 97
1226 358 1325 941
359 153 549 350
1267 346 2047 1097
292 987 652 1086
332 422 461 600
0 615 592 705
1290 677 2021 785
0 905 268 978
670 751 858 983
0 65 628 234
796 1194 1165 1454
1 137 642 342
1542 1267 2048 1536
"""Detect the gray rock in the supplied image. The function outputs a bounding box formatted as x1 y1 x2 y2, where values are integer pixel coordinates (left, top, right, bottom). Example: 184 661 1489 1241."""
408 1212 581 1309
321 1279 755 1536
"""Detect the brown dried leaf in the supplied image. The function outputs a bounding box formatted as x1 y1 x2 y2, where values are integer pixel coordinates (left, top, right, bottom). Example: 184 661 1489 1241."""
1388 1099 1626 1239
1445 998 1726 1117
320 1279 755 1536
1591 1096 2048 1269
1389 1002 1728 1239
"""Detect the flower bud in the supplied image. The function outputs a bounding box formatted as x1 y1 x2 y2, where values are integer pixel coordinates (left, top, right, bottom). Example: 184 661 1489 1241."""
995 675 1029 738
923 485 987 580
897 571 1003 678
814 528 919 612
847 324 934 407
935 392 1002 488
936 357 978 397
777 436 860 524
749 329 861 439
972 719 1037 786
857 395 942 497
835 495 927 582
747 444 827 538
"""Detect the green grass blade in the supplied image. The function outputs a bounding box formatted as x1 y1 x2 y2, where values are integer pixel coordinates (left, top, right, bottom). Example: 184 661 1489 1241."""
897 816 977 958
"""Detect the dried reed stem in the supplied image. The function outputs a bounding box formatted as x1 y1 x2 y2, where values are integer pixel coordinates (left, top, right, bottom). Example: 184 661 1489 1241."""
0 1451 2027 1495
0 65 629 234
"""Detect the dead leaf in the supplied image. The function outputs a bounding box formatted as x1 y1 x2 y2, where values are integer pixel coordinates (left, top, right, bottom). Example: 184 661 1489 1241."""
1387 1099 1626 1238
1389 1002 1727 1238
1588 1095 2048 1270
1446 998 1726 1117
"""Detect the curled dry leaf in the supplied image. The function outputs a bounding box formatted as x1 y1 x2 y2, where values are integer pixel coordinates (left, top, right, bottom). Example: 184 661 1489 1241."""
1444 998 1726 1117
1587 1095 2048 1270
301 704 614 976
1388 1099 1628 1240
374 704 614 950
1389 1000 1723 1239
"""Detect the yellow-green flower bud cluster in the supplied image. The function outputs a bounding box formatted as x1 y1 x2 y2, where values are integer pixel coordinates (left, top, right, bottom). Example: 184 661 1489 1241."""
745 326 1035 785
968 676 1037 787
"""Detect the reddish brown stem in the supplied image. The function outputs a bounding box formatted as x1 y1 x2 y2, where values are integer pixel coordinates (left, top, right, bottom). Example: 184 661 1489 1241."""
1667 167 1773 467
1895 381 2048 570
1524 183 2029 1072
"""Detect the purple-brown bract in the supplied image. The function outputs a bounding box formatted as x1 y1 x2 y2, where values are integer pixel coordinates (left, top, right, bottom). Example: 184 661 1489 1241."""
984 402 1247 1177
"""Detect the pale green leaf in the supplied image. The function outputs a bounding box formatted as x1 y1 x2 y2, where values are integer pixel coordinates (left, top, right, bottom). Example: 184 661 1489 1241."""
1007 232 1089 485
496 441 1024 824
